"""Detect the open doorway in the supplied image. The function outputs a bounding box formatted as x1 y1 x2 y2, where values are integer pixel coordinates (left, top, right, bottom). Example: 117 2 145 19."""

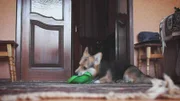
72 0 133 74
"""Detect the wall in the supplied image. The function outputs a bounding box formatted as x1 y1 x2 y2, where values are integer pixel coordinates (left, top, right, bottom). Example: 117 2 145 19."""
0 0 16 78
133 0 180 77
134 0 180 43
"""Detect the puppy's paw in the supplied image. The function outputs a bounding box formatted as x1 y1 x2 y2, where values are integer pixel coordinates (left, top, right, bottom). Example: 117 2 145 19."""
78 71 86 76
93 80 101 84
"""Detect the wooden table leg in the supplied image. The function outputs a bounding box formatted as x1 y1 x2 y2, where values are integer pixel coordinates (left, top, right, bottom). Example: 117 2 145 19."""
153 59 158 77
146 46 151 75
7 44 16 82
12 46 16 81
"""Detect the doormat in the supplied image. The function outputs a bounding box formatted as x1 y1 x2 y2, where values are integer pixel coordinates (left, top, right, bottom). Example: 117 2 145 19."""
0 74 180 101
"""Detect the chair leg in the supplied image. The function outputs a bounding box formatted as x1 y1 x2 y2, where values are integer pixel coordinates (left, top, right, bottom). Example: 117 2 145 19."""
11 56 16 81
138 48 143 70
7 44 16 82
146 47 151 75
153 60 157 77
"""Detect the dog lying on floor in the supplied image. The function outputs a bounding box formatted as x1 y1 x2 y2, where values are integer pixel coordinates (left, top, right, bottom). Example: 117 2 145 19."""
75 47 152 83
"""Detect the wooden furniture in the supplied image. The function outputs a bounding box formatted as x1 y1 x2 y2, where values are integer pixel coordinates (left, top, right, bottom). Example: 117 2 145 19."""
159 11 180 83
134 41 163 76
0 40 18 82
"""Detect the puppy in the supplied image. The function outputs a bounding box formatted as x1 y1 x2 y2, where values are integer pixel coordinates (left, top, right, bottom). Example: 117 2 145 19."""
75 47 151 83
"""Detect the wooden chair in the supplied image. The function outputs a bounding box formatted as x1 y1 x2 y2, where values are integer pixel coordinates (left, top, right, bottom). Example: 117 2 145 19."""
134 41 163 77
0 40 18 82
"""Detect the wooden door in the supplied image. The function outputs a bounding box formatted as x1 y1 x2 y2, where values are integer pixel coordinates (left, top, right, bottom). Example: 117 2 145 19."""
17 0 71 81
115 0 133 64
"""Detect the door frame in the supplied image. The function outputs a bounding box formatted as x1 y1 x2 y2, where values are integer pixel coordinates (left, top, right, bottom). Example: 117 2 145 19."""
16 0 134 80
16 0 22 80
115 0 134 64
128 0 134 65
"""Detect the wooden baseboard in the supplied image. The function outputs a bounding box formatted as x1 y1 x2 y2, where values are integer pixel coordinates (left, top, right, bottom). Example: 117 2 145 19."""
0 78 11 82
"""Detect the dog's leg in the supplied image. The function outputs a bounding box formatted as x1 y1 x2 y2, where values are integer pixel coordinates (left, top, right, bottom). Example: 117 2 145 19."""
94 70 112 83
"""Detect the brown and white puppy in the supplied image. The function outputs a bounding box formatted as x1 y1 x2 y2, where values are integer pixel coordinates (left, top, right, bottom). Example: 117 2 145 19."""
75 47 152 84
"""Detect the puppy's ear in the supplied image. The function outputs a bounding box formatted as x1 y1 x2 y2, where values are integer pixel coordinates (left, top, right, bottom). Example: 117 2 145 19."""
94 52 102 65
79 47 90 64
83 47 89 55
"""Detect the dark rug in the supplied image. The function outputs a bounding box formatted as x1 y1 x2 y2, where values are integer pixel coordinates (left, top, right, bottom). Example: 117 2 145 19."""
1 75 180 101
0 81 152 96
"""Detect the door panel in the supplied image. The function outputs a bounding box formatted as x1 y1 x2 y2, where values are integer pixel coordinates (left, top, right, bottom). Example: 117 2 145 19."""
31 20 63 66
115 0 133 64
19 0 71 81
115 13 128 61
